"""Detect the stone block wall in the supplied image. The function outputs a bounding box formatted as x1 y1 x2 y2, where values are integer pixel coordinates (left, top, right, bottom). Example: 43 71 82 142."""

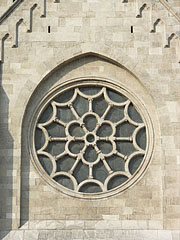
0 0 179 239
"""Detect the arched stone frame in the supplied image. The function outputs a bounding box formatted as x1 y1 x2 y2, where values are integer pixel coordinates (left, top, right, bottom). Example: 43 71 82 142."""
14 44 161 228
28 76 154 199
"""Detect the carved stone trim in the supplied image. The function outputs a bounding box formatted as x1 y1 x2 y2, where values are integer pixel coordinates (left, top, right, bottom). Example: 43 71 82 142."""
29 77 154 199
0 0 24 25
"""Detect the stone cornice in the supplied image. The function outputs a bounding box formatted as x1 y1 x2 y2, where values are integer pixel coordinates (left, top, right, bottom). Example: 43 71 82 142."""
0 0 24 25
159 0 180 23
0 0 179 26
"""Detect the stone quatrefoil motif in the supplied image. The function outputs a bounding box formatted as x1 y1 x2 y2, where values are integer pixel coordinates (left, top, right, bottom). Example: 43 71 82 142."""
35 85 147 194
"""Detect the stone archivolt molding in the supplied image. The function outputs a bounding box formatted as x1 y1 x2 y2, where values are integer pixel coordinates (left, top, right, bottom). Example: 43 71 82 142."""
29 77 154 199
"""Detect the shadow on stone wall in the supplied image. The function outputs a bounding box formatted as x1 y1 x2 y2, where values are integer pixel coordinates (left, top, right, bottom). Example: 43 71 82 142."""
0 64 14 238
20 55 108 225
20 110 30 227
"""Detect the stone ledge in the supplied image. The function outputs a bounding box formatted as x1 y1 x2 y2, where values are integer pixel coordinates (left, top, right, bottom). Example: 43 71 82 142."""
19 219 165 231
0 229 180 240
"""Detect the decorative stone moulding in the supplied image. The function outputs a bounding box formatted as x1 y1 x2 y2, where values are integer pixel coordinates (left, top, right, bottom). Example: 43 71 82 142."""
29 77 154 199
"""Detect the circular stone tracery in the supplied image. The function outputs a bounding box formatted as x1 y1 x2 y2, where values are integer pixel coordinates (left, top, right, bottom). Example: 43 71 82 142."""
32 80 153 198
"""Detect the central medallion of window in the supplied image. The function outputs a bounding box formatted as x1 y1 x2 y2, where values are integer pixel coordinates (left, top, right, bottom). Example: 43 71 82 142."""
33 80 153 198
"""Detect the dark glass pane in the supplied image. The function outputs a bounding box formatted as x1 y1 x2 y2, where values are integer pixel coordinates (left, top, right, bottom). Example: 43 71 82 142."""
56 107 75 122
79 183 102 193
56 155 75 172
136 127 146 150
116 122 136 137
45 142 65 156
84 115 97 132
116 141 135 156
107 175 128 190
54 175 74 190
129 155 143 175
105 106 124 122
128 103 142 123
54 89 74 103
73 161 88 184
93 95 108 117
73 95 89 117
93 161 108 183
35 128 45 150
97 123 112 137
106 155 125 171
79 86 101 95
39 155 53 175
86 134 95 143
39 105 53 123
84 146 98 162
69 123 85 137
68 141 84 154
97 141 113 155
46 122 66 137
107 88 127 103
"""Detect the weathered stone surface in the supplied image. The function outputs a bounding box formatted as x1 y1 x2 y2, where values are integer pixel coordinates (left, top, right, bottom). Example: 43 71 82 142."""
0 0 179 239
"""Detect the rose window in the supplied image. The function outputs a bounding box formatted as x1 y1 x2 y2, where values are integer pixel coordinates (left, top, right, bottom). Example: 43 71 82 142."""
32 80 153 198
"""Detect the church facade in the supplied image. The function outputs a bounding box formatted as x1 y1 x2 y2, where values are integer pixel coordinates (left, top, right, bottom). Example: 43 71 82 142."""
0 0 180 239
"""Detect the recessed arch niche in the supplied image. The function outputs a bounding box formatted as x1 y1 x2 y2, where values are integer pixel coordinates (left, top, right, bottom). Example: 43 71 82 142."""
21 53 157 222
